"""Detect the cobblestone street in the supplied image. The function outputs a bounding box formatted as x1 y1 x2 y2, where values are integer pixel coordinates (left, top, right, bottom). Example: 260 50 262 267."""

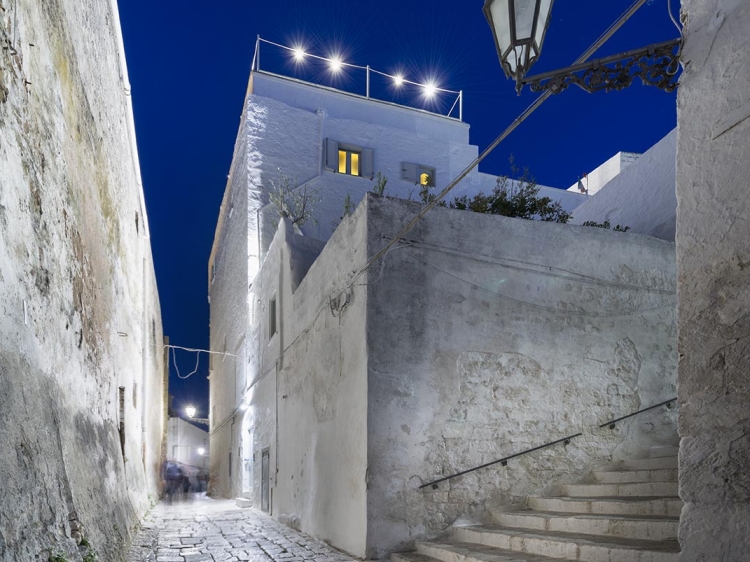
126 495 358 562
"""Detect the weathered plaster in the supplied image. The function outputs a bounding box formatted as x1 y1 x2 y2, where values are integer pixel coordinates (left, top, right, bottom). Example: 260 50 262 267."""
365 196 677 557
0 1 165 560
676 0 750 559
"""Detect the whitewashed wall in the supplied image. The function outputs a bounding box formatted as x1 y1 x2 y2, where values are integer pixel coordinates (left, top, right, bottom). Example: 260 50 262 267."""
167 417 209 469
571 130 677 240
247 216 369 557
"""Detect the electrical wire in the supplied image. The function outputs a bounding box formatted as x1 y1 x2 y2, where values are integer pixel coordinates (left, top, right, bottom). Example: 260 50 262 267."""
667 0 683 36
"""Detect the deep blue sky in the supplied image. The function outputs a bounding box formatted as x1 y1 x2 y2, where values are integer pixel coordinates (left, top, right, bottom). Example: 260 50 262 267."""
118 1 679 420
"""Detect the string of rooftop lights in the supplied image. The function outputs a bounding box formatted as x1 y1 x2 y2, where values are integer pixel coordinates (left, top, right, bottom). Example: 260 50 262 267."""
254 37 463 119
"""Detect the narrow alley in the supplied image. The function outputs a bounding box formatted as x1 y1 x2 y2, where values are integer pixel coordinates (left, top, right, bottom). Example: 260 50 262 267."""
126 496 357 562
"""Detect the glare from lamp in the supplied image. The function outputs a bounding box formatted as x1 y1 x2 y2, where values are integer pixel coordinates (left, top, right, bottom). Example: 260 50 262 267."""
292 47 306 62
329 56 343 73
186 405 196 418
423 81 438 98
239 402 248 411
198 447 206 456
393 74 404 87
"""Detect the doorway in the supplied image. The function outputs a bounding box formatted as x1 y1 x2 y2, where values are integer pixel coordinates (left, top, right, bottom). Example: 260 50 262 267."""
261 448 270 513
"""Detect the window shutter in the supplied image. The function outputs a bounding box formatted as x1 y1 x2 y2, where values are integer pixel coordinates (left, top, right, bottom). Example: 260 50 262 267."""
361 148 374 179
325 139 338 171
401 162 418 183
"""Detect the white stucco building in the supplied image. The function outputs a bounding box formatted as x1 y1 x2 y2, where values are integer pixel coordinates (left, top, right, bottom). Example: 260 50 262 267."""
167 416 209 470
208 69 681 558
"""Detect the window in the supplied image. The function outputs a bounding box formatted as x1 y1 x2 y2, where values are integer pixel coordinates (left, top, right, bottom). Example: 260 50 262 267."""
401 162 436 187
269 297 277 339
325 139 374 179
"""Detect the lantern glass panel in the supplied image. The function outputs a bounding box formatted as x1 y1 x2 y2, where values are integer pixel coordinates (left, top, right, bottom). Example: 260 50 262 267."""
514 0 538 40
534 0 554 48
507 44 529 73
489 0 511 52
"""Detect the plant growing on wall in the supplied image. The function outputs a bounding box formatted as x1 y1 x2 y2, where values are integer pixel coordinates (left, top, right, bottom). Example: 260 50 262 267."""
269 169 321 227
331 193 354 229
371 172 388 196
581 220 630 232
449 157 571 223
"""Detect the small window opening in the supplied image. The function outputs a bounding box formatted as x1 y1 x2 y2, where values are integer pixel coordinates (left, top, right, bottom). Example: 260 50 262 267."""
269 297 277 338
118 386 126 460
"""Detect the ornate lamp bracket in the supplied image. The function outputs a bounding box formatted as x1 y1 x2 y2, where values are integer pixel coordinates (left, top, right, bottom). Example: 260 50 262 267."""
521 38 681 95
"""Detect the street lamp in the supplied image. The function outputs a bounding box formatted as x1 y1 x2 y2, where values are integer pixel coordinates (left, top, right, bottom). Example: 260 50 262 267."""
483 0 555 91
484 0 681 95
185 405 210 425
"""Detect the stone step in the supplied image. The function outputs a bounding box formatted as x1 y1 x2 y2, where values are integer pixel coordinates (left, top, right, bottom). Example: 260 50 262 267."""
618 456 677 470
648 446 679 458
528 496 683 517
448 526 679 562
561 482 678 497
490 510 679 541
592 468 677 484
396 544 561 562
235 497 252 508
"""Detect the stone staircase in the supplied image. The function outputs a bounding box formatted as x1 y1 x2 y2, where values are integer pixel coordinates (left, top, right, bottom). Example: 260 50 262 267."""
393 446 681 562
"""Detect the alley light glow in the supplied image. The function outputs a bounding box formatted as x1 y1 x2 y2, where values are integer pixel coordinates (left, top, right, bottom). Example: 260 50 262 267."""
186 405 196 418
424 81 438 98
393 74 404 87
292 47 306 62
198 447 206 456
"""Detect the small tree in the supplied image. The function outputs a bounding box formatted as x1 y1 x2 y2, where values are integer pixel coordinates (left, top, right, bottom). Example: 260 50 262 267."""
449 157 570 223
268 169 321 228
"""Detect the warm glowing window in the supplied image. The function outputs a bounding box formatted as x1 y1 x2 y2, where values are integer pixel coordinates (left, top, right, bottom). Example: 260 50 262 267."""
402 162 436 187
326 139 373 178
338 148 361 176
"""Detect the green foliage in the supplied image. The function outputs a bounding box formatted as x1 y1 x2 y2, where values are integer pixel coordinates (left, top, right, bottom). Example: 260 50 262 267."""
581 220 630 232
371 172 388 196
49 552 69 562
449 157 570 223
269 169 321 227
82 550 98 562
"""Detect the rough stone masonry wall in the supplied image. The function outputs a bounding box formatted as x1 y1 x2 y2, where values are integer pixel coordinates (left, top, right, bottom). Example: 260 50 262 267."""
0 1 165 561
365 196 677 558
676 0 750 559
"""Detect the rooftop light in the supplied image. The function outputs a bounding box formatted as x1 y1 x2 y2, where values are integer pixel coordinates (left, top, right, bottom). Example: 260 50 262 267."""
393 74 404 87
292 47 306 62
329 56 343 73
424 81 438 98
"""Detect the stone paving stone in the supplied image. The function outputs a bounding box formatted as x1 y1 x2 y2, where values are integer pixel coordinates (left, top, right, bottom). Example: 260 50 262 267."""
126 495 358 562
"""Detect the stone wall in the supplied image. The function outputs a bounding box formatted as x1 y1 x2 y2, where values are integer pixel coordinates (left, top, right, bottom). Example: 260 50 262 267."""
676 0 750 559
365 196 678 557
0 1 165 561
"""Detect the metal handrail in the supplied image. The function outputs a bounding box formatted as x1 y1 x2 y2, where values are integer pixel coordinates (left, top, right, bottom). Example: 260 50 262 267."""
419 433 582 490
599 397 677 429
420 397 678 490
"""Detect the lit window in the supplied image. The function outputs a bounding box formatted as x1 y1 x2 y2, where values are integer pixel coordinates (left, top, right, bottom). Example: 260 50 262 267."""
325 139 374 179
402 162 436 186
338 148 361 177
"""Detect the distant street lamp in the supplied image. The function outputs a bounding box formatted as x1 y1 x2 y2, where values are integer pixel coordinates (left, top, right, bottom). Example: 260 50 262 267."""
484 0 681 94
185 405 210 425
197 447 206 456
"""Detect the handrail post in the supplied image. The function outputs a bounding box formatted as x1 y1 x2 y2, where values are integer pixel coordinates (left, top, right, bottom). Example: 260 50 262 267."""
256 35 260 72
459 90 463 121
366 65 370 98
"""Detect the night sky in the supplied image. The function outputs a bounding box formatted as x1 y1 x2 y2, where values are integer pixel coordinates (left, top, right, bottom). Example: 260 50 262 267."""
117 1 680 420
